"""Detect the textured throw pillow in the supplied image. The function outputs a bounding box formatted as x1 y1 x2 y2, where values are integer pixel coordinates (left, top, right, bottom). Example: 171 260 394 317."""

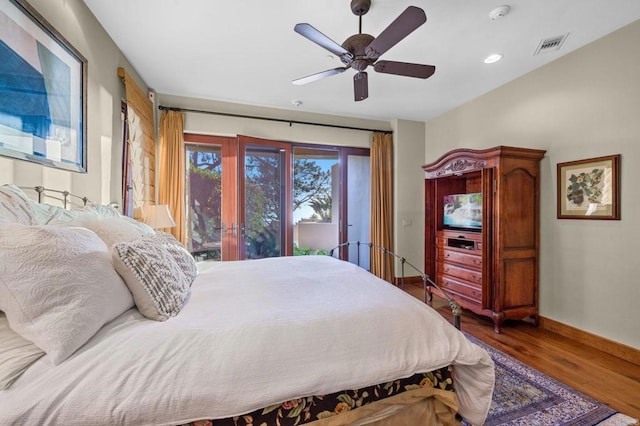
112 233 197 321
0 224 134 365
0 313 45 390
153 231 199 282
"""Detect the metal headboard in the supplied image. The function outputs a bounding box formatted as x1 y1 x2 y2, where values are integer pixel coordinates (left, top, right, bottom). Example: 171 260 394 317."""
19 186 92 209
329 241 462 330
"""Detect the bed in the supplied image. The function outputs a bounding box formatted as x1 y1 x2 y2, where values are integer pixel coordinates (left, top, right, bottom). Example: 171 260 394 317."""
0 184 494 425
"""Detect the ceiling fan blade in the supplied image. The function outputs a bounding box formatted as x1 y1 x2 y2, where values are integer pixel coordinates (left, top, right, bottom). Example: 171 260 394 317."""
292 67 348 85
365 6 426 60
294 23 354 62
374 61 435 79
354 72 368 102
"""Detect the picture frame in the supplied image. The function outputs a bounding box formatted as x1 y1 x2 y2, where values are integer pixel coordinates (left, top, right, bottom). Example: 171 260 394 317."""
0 0 87 173
557 154 620 220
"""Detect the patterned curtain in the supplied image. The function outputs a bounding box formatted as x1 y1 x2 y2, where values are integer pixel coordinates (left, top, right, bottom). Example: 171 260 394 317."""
370 132 394 282
118 67 155 218
158 110 186 245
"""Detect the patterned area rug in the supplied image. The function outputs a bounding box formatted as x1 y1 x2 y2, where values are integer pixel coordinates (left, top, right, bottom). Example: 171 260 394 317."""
464 334 638 426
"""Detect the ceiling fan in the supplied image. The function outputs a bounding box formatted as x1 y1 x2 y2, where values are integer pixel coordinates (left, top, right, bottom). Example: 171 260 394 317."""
293 0 435 102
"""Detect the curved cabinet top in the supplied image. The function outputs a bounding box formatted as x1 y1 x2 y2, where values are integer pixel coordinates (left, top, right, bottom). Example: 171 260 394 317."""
422 146 546 179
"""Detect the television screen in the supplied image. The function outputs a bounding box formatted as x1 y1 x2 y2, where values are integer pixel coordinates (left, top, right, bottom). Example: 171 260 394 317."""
443 193 482 231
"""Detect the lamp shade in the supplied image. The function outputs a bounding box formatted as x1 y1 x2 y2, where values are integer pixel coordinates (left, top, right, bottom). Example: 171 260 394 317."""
142 204 176 229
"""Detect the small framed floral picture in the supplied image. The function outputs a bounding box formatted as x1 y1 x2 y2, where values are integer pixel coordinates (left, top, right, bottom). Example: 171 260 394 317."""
557 154 620 219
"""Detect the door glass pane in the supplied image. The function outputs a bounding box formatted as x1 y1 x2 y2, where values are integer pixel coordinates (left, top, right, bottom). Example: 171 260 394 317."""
292 147 339 255
186 144 222 261
347 154 370 269
243 145 285 259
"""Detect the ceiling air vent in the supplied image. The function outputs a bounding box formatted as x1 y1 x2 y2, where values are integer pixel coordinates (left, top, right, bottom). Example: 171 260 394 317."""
534 34 569 55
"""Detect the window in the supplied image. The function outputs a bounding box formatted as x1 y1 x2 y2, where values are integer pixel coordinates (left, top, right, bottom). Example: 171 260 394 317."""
184 134 369 261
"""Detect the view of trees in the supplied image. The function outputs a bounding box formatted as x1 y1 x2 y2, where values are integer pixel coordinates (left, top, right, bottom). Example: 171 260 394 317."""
293 159 331 213
244 150 281 258
305 194 332 222
187 146 334 259
188 149 222 260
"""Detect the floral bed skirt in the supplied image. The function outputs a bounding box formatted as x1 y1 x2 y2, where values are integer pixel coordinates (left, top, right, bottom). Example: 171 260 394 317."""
180 365 455 426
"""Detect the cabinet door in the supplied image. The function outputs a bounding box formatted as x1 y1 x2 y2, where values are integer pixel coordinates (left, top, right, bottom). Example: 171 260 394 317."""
494 162 540 312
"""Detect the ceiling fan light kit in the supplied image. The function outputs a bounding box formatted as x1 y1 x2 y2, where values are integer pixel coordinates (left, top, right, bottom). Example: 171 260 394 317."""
293 0 435 102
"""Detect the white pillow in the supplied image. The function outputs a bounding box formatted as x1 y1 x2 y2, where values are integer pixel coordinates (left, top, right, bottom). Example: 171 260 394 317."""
74 203 121 218
34 201 120 226
30 201 73 225
0 313 45 390
0 224 134 365
0 184 37 225
112 233 197 321
54 214 154 249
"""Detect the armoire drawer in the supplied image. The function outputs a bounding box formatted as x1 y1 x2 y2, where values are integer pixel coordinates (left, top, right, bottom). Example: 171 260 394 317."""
437 262 483 285
437 274 482 303
437 248 482 270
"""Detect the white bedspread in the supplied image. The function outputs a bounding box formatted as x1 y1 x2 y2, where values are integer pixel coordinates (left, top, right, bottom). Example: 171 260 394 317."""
0 256 494 425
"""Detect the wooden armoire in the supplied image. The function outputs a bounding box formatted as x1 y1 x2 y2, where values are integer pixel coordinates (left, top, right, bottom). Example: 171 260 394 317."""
422 146 546 332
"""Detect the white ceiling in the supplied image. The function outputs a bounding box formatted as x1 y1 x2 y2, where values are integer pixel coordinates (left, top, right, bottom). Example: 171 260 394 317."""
83 0 640 123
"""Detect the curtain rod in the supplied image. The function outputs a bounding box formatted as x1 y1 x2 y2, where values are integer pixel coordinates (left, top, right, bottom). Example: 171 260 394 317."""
158 105 393 134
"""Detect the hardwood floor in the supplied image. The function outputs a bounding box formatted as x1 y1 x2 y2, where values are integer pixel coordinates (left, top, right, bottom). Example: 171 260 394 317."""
403 283 640 421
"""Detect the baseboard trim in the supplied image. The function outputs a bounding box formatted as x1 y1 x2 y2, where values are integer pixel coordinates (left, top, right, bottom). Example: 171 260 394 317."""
393 275 423 287
539 316 640 367
398 277 640 366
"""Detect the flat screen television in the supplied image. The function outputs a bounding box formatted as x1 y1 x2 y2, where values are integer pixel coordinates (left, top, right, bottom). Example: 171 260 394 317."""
443 193 482 231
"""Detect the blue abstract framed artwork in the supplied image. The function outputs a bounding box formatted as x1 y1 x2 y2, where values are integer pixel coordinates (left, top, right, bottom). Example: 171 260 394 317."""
0 0 87 173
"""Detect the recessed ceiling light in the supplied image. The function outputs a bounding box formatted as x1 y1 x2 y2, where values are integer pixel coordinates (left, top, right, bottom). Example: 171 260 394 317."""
483 54 503 64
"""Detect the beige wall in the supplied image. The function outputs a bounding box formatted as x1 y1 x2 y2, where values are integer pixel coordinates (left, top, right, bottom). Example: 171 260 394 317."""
0 0 147 206
424 21 640 349
392 120 426 275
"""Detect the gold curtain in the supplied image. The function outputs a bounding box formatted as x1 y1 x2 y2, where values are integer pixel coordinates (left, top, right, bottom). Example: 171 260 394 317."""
370 132 394 282
158 110 186 244
118 67 155 218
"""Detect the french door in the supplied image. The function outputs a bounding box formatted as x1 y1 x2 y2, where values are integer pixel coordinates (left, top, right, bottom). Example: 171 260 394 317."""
238 136 292 259
184 134 368 261
184 134 237 261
